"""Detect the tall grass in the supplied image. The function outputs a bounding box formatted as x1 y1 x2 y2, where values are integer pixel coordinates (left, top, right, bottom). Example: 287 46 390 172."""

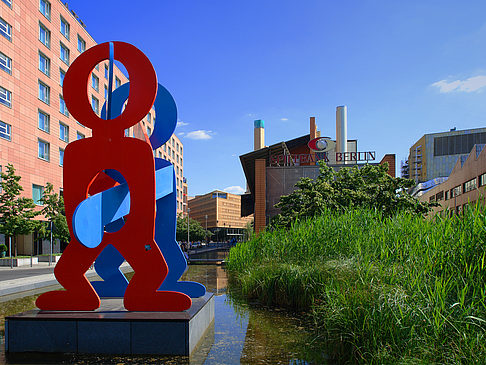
226 205 486 363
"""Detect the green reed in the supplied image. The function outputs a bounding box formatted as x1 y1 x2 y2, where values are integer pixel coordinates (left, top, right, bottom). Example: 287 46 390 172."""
227 205 486 363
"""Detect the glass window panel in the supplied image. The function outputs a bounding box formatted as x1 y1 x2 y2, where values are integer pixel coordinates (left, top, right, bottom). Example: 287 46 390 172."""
38 110 49 132
39 23 50 48
0 52 12 74
39 0 51 19
0 86 11 107
0 17 12 41
0 120 11 141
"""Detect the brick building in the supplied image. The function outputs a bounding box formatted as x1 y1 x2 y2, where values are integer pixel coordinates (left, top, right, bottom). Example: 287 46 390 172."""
0 0 185 254
420 144 486 215
240 108 396 233
188 190 253 242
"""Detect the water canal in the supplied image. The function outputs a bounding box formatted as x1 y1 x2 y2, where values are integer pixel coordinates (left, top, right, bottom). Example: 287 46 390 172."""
0 252 326 364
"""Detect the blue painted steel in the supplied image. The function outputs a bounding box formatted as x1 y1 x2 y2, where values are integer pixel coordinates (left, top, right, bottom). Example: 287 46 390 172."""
89 82 205 298
73 166 172 248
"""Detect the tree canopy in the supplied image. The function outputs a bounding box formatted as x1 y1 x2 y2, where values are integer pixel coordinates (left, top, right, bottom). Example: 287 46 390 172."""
0 164 39 255
272 162 435 227
38 182 70 243
176 215 212 242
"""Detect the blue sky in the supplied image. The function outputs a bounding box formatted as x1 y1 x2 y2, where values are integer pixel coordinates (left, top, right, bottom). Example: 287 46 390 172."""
68 0 486 196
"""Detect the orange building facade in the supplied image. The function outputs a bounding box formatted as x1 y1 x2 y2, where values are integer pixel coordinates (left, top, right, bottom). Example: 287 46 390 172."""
0 0 185 253
188 190 253 242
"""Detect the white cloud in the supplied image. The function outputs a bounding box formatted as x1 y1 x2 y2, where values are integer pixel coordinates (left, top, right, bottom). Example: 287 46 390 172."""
431 75 486 93
178 132 185 136
185 130 213 140
280 117 289 121
177 121 189 127
224 186 246 195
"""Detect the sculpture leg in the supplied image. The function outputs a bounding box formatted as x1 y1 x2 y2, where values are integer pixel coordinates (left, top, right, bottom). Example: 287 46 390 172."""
155 158 206 298
36 241 104 310
91 218 129 297
91 244 128 298
119 236 191 311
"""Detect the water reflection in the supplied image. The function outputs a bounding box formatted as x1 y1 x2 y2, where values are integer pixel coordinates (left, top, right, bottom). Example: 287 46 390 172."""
1 260 321 364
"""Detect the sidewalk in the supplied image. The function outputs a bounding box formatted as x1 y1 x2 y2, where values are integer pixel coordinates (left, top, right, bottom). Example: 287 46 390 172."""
0 261 132 302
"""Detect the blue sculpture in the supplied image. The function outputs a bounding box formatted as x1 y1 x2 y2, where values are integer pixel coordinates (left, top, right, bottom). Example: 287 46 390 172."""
79 82 205 298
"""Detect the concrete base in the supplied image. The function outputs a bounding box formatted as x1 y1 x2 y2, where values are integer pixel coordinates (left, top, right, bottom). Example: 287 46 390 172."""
5 292 214 356
36 255 60 263
0 257 38 267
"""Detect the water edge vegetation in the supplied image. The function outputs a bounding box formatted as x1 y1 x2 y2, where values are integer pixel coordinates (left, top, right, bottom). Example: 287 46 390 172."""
226 206 486 363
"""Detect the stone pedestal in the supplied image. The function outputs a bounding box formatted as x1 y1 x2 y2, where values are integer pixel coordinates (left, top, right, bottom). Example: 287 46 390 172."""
5 293 214 356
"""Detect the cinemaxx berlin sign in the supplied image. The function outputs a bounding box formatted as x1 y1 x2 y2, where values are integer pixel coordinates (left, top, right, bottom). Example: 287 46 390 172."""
269 137 376 166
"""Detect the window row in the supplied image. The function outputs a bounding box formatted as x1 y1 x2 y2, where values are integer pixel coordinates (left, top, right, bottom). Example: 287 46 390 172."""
435 173 486 202
37 134 83 163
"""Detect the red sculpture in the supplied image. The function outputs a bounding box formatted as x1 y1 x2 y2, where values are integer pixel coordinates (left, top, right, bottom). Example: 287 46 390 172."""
35 42 191 311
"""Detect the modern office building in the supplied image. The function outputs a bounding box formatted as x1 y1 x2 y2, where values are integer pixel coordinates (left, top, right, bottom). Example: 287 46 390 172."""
0 0 185 254
240 107 396 233
420 143 486 215
405 127 486 184
188 190 253 242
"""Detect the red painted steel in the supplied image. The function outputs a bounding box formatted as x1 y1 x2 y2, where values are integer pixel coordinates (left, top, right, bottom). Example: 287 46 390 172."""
35 42 191 311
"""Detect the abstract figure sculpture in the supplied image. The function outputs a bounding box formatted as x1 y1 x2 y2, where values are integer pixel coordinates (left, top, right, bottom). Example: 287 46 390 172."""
35 41 199 311
89 83 205 299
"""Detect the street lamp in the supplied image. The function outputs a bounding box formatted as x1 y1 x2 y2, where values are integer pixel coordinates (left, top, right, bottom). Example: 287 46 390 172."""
205 214 208 243
187 207 190 250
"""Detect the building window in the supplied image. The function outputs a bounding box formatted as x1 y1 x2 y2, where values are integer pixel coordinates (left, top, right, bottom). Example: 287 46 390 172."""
146 126 151 136
77 35 86 53
60 42 70 65
39 22 50 48
38 139 50 161
0 52 12 74
464 178 477 193
91 74 99 92
59 95 68 116
2 0 12 8
451 185 462 198
115 77 121 88
59 68 66 86
38 81 49 104
0 120 11 141
60 17 69 40
59 122 68 142
77 132 85 140
32 184 44 205
163 144 166 152
91 96 99 115
435 191 444 201
147 113 151 123
104 85 108 100
480 173 486 187
59 148 64 166
38 110 49 132
445 190 449 200
39 0 50 20
0 17 12 41
0 86 11 107
38 52 50 76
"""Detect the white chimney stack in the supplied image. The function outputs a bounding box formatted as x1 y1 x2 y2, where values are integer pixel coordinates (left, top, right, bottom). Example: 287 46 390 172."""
336 106 347 163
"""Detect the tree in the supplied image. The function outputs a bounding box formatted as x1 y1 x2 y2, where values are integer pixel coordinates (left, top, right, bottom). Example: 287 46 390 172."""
38 182 70 244
272 162 436 227
176 214 212 242
0 164 40 256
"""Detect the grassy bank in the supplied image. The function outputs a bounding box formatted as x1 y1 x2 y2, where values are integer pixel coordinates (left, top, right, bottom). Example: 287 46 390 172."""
226 207 486 363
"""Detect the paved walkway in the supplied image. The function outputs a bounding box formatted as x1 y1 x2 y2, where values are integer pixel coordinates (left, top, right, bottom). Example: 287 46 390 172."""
0 245 230 302
0 262 131 302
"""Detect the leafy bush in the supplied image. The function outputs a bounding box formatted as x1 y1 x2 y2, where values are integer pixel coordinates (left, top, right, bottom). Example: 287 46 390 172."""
272 162 435 227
